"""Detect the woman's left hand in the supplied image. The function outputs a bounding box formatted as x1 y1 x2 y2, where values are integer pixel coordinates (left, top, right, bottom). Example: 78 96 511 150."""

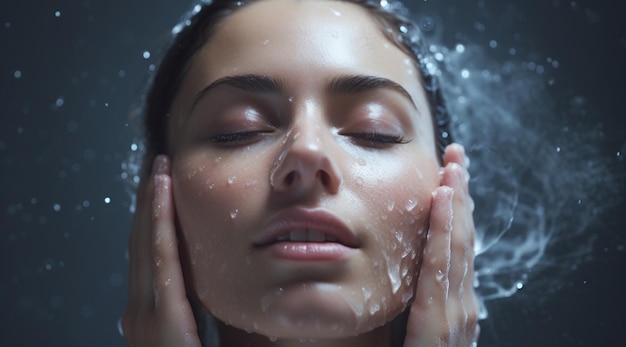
403 144 480 346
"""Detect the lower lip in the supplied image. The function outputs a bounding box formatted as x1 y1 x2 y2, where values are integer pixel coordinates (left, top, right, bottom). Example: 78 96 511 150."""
265 242 356 262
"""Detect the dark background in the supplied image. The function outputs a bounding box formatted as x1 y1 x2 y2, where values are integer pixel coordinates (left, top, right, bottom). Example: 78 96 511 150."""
1 0 624 346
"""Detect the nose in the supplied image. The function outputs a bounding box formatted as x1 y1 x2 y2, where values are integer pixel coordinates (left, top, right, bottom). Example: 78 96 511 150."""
270 123 342 196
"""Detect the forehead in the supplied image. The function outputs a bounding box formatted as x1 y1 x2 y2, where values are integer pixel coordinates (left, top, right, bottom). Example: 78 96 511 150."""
211 2 416 81
173 0 429 117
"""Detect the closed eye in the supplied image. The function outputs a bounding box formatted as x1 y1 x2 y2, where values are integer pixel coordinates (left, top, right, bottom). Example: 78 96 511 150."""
345 132 410 146
209 131 271 144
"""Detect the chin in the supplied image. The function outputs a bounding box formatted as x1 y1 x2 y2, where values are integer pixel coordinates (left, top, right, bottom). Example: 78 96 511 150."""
209 281 414 340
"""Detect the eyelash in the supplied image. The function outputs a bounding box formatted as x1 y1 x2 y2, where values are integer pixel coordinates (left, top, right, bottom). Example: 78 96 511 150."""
209 131 264 143
209 131 409 147
346 132 409 145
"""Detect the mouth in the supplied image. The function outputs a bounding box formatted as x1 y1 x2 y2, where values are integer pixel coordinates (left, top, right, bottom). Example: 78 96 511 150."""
271 229 339 244
254 208 359 261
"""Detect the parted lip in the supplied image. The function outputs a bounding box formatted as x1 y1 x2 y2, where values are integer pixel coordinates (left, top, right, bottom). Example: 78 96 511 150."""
253 207 360 248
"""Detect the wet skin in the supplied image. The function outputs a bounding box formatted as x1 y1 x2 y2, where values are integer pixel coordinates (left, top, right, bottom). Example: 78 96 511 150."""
122 1 479 346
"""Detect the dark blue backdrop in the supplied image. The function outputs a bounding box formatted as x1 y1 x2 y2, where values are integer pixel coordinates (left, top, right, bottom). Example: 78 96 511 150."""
1 1 624 346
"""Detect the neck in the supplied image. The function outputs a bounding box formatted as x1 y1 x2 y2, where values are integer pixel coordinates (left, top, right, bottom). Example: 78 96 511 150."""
217 321 392 347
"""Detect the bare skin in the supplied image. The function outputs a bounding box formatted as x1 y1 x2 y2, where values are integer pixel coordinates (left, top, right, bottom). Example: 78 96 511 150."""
122 144 479 347
123 1 479 345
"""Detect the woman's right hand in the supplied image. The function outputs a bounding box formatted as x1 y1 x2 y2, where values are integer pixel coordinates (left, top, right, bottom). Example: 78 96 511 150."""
122 155 202 347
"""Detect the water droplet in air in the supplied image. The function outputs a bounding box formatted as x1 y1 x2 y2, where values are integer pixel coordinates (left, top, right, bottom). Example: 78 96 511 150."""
489 40 498 48
54 11 61 17
455 44 466 53
461 69 470 78
104 197 111 204
556 147 561 153
13 70 21 79
516 282 524 290
142 50 151 59
53 203 61 212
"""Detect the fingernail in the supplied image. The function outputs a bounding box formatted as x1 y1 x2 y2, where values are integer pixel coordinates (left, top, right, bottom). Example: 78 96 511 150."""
153 155 169 175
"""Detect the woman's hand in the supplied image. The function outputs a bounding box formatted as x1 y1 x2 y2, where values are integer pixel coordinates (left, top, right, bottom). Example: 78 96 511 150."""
404 144 480 347
122 155 202 347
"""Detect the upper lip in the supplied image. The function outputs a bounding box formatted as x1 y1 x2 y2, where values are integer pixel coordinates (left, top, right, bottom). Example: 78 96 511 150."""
254 207 359 248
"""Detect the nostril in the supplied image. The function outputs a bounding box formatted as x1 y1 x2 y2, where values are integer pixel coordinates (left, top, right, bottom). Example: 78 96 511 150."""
285 171 298 186
318 171 331 187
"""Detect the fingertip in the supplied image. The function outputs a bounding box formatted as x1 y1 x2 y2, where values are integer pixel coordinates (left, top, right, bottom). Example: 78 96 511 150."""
444 143 466 168
153 154 170 176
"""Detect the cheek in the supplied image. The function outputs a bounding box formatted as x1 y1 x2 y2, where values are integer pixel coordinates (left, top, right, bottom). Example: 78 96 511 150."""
171 155 266 304
352 153 438 312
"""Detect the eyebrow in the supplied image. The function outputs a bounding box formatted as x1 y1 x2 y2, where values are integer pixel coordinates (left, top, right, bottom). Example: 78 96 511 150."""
188 73 417 114
189 74 284 113
327 74 417 110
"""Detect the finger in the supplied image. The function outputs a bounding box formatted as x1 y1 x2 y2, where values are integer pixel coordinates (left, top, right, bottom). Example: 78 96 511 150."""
404 186 454 346
128 157 159 314
150 157 201 342
149 155 184 307
444 143 467 169
444 145 480 341
441 163 470 312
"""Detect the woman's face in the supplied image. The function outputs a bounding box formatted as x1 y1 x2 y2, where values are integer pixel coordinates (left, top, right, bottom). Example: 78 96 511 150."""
169 0 439 339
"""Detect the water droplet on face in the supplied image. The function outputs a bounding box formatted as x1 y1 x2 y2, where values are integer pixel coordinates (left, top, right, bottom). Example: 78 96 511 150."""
386 201 395 212
394 230 403 242
406 199 418 212
228 176 237 185
230 209 239 219
355 177 365 186
368 303 380 315
329 8 342 16
263 39 270 46
164 278 172 286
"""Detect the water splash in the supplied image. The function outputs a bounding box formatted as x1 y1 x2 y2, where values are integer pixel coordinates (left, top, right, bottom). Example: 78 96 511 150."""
435 42 616 318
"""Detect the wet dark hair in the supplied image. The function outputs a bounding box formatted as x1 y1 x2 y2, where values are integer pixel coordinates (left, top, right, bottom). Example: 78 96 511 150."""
142 0 453 171
141 0 452 344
